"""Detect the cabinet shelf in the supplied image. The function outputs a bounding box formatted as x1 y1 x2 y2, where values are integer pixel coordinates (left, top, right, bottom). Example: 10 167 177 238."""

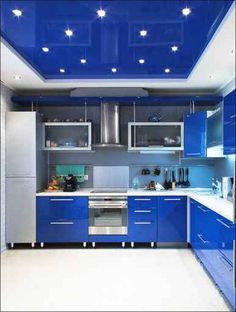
42 122 92 151
128 122 184 151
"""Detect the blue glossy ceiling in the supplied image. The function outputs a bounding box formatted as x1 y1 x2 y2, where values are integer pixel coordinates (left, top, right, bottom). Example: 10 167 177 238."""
0 0 233 80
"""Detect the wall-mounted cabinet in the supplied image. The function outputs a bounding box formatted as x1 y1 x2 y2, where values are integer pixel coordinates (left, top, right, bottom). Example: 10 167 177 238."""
224 89 236 155
42 122 92 151
128 122 184 151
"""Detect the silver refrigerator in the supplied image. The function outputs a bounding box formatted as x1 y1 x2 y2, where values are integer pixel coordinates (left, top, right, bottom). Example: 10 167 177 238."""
6 112 47 246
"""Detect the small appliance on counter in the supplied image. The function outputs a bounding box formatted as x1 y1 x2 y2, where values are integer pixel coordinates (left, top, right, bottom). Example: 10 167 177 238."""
222 177 234 202
63 174 78 192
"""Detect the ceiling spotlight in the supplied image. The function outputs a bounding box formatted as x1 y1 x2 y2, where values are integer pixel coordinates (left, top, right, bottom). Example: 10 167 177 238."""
171 45 178 52
97 9 106 18
14 75 21 80
42 47 49 52
139 59 145 64
111 67 117 73
164 68 170 73
80 58 87 64
140 29 147 37
65 29 73 37
209 75 215 79
12 9 22 17
182 7 191 16
60 68 65 73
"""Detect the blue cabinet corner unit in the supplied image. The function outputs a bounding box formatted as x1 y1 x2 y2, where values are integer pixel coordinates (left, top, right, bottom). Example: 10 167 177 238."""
190 199 235 310
36 196 89 243
224 89 236 155
184 111 207 158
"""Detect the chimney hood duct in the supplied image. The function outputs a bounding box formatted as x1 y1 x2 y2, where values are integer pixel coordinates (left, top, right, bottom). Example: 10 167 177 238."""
96 102 124 148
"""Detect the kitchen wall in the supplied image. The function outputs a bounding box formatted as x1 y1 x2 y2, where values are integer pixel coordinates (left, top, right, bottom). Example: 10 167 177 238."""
0 83 18 252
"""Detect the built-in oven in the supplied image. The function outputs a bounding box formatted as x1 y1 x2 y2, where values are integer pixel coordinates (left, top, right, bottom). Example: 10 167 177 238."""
89 196 128 235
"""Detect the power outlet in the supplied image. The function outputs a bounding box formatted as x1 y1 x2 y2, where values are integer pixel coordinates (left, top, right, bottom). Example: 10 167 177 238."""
84 175 88 181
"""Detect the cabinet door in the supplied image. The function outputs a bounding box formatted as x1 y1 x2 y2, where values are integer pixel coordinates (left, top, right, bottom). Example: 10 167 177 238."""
158 197 187 242
184 112 207 157
6 178 36 243
6 112 36 177
224 89 236 155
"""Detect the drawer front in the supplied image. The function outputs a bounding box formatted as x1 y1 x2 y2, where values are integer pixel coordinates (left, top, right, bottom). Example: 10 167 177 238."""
36 219 88 242
128 197 157 209
128 220 157 242
129 207 157 221
37 196 88 220
158 196 187 206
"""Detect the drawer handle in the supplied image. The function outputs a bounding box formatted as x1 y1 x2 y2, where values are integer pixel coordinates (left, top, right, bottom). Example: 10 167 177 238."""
197 205 208 213
186 153 201 156
134 221 151 225
197 234 209 244
216 218 231 229
217 255 233 272
164 198 181 201
50 222 74 225
134 198 151 201
134 210 151 213
50 199 74 202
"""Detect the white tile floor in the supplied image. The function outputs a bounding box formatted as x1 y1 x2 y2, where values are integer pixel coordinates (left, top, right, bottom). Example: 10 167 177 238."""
1 248 230 311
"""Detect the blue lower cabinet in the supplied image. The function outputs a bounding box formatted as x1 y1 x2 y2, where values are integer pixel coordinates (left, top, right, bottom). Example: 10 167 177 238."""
36 196 88 243
190 199 235 310
128 196 158 242
157 197 187 242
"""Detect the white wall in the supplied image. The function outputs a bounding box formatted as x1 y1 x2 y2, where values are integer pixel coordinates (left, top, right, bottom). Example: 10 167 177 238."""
0 83 15 252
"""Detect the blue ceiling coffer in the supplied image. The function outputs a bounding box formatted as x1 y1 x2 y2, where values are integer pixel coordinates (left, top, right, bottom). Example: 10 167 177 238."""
1 0 233 79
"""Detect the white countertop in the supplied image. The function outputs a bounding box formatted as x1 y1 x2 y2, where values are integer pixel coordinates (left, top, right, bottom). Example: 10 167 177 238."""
37 188 235 222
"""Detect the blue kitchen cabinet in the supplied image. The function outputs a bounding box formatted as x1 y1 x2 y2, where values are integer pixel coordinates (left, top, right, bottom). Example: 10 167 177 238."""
36 196 89 243
224 89 236 155
158 197 187 243
128 197 158 242
184 111 207 157
190 199 235 310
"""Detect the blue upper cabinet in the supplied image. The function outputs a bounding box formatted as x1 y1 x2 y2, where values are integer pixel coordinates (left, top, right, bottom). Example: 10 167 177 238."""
184 112 207 157
224 89 236 155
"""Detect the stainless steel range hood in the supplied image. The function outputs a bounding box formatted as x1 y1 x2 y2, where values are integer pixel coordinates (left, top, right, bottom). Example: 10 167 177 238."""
96 102 124 148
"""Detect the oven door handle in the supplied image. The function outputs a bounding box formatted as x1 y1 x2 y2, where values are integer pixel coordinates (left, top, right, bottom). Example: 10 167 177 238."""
89 204 127 209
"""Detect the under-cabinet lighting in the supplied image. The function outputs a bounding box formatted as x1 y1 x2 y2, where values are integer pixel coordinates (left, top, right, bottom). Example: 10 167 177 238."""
182 7 191 16
80 58 87 64
140 30 148 37
60 68 65 73
111 67 117 73
171 45 178 52
165 68 170 73
139 59 145 64
42 47 49 52
65 29 73 37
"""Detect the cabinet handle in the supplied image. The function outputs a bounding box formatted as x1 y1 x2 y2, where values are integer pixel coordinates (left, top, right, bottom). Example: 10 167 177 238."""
134 210 151 213
186 153 201 156
134 198 151 201
134 221 151 225
197 234 209 244
50 199 74 202
197 205 208 213
216 218 231 229
217 255 233 272
230 114 236 119
164 198 181 201
50 222 74 225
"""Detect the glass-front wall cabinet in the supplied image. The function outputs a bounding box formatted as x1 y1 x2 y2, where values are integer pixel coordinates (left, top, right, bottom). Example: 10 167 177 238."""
128 122 184 151
43 122 92 151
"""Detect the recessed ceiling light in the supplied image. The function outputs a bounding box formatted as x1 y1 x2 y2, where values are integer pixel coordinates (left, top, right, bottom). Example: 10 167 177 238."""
14 75 21 80
164 68 170 73
209 74 215 79
60 68 65 73
80 58 87 64
171 45 178 52
182 7 191 16
111 67 117 73
139 59 145 64
65 29 73 37
42 47 49 52
97 9 106 18
140 30 147 37
12 9 22 17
